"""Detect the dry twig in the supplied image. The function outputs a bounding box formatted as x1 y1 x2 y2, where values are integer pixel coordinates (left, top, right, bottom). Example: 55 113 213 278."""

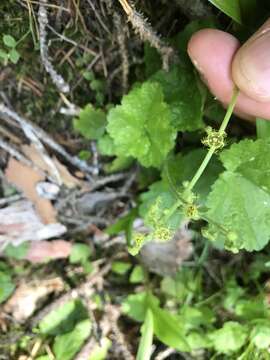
118 0 175 70
113 13 129 93
0 103 96 178
38 0 70 93
108 305 135 360
174 0 212 18
0 136 52 181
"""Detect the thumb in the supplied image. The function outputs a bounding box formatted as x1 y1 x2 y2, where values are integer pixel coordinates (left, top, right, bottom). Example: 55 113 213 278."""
232 19 270 102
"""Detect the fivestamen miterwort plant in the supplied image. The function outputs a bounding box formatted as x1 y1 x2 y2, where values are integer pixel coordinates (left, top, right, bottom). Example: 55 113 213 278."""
129 88 239 255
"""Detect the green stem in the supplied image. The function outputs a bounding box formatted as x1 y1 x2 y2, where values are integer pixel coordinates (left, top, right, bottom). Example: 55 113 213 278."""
187 88 239 192
163 199 183 223
16 30 31 46
186 147 216 193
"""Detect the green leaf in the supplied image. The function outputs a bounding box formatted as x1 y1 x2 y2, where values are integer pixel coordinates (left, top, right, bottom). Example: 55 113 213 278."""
256 118 270 139
251 323 270 349
220 139 270 182
0 49 9 60
161 269 202 302
79 150 91 160
136 309 154 360
206 171 270 252
179 305 215 331
249 254 270 280
150 65 204 132
97 134 116 156
129 265 145 284
106 208 138 247
208 0 242 24
106 208 137 236
235 298 268 320
69 243 92 265
107 82 176 168
111 261 132 275
139 180 183 231
123 292 189 351
4 243 29 259
164 149 223 205
148 297 190 352
223 278 245 312
104 156 133 173
53 319 91 360
90 79 104 92
239 0 266 27
138 167 160 189
39 300 88 335
82 261 94 274
160 276 184 300
205 96 226 124
176 19 217 54
82 70 95 81
209 321 248 354
88 338 112 360
186 331 212 350
0 271 15 304
73 104 106 140
3 34 16 47
122 292 159 322
9 48 20 64
205 139 270 252
144 42 162 77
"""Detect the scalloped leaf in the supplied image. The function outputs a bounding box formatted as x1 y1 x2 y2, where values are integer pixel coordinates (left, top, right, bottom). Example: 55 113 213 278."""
73 104 106 140
107 82 176 168
150 65 205 132
205 139 270 252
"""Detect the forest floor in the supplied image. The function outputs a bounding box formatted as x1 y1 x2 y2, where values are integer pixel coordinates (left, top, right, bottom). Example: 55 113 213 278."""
1 1 270 360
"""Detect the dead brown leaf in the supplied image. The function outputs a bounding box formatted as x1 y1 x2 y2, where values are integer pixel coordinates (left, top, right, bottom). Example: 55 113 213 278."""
22 144 83 188
3 277 64 322
4 158 57 224
53 156 82 188
22 144 49 172
25 239 72 263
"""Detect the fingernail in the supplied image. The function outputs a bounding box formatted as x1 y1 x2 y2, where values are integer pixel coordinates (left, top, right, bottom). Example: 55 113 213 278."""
238 30 270 99
191 58 204 74
189 58 210 88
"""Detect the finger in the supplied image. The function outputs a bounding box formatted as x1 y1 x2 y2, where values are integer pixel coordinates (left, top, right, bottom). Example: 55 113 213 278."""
187 29 270 120
232 19 270 102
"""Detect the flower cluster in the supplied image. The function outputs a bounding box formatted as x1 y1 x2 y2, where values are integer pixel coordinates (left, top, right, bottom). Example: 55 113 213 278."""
202 127 226 151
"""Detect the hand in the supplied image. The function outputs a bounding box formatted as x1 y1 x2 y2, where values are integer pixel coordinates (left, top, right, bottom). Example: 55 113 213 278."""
187 19 270 120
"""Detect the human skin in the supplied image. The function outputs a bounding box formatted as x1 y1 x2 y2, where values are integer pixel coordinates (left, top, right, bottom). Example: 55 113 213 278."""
187 19 270 120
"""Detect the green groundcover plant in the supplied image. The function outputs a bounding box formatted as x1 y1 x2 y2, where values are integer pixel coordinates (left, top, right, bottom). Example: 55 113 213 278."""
75 10 270 256
3 1 270 359
70 1 270 358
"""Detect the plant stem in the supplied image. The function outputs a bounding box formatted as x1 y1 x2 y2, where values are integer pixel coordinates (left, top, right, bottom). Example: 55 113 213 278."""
163 200 183 223
187 88 239 192
219 88 240 132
